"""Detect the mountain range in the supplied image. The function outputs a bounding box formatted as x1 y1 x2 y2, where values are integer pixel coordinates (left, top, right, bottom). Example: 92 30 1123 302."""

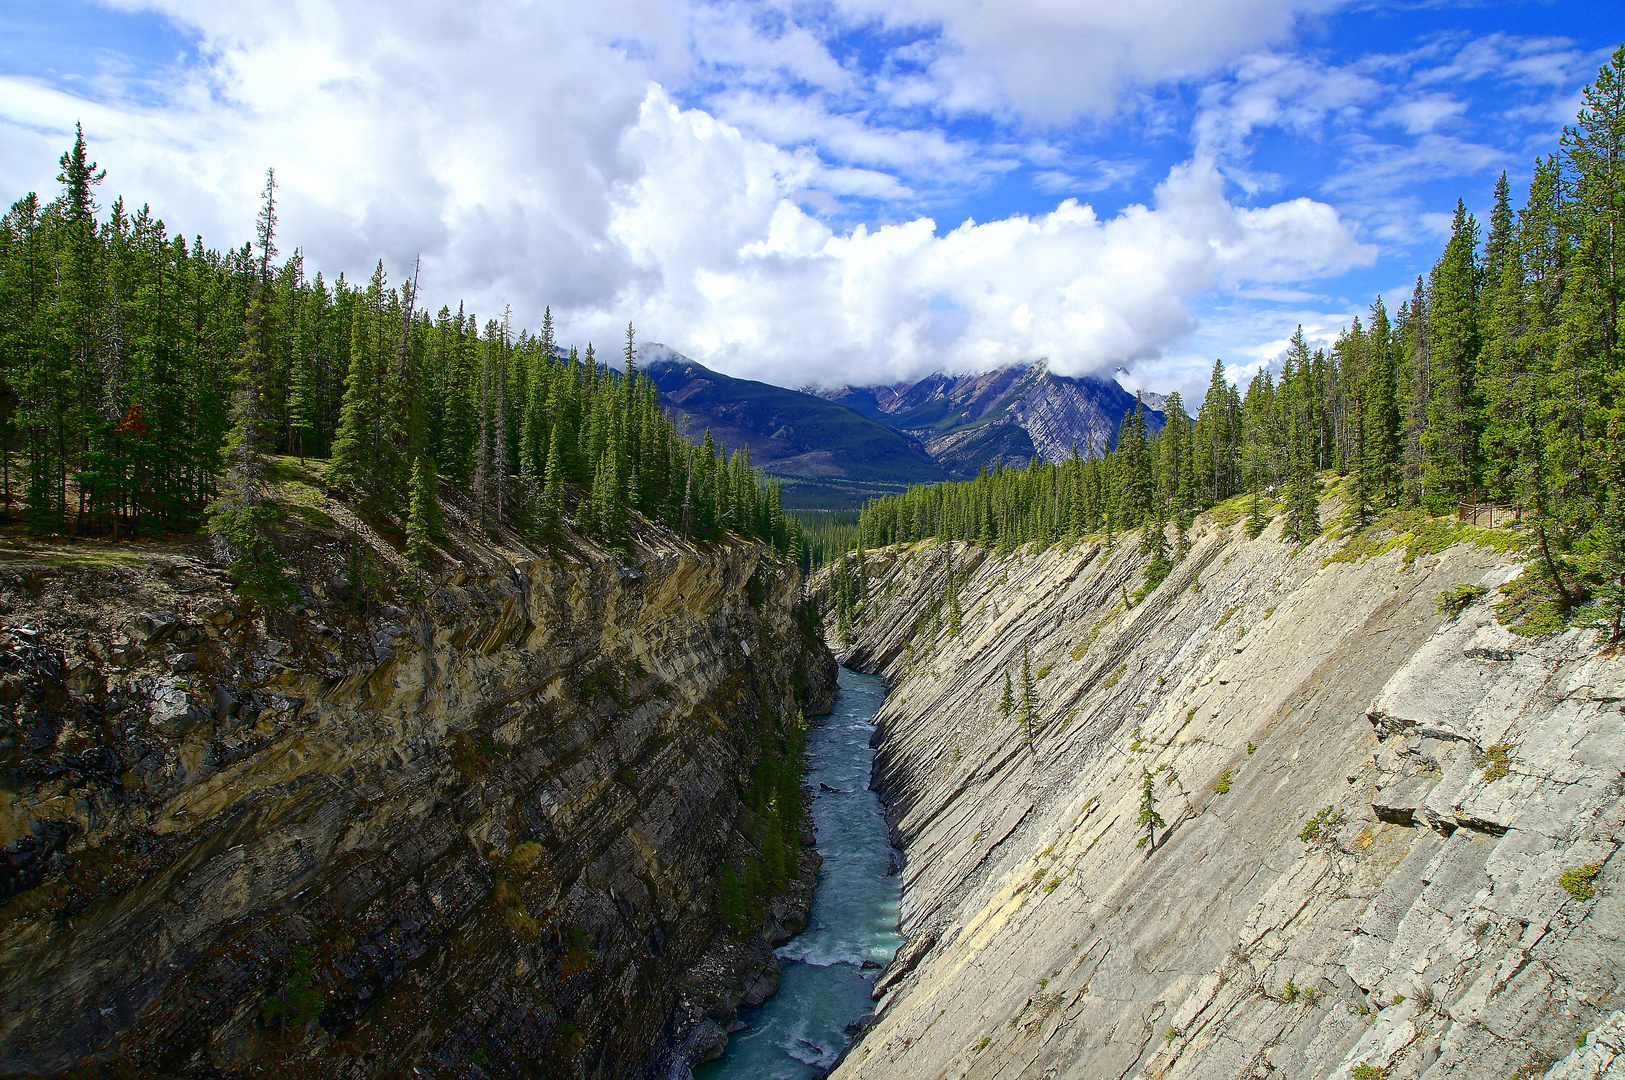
641 344 1166 509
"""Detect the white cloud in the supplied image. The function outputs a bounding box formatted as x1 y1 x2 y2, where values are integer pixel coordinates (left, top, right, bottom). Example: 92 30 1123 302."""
834 0 1349 122
1194 52 1383 162
0 0 1377 394
606 98 1374 385
1381 92 1467 135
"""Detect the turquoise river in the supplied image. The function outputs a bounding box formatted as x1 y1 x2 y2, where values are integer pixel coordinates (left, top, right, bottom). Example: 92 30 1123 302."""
695 667 902 1079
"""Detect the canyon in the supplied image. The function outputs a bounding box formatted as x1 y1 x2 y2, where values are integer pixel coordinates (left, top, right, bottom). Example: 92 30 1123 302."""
0 475 834 1079
3 474 1621 1080
817 498 1622 1080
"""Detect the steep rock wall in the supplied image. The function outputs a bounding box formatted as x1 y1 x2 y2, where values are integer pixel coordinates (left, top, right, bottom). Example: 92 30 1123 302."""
816 508 1621 1080
0 518 834 1078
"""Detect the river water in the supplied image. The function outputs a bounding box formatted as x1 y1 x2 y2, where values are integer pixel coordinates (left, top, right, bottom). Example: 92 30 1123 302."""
694 667 901 1079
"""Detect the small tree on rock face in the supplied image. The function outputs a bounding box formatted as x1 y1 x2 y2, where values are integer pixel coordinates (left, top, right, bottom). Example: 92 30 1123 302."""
406 455 441 569
999 671 1015 716
1136 766 1165 852
1019 646 1038 744
1283 452 1321 546
1244 483 1269 539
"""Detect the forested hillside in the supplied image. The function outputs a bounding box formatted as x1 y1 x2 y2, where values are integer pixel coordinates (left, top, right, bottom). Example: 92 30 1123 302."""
0 131 803 592
836 50 1625 643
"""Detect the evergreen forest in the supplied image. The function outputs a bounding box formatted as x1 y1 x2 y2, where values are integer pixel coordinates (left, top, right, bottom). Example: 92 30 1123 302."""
0 131 802 600
834 50 1625 643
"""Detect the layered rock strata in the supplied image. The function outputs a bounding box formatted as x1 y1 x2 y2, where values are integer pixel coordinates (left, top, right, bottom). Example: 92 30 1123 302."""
817 507 1621 1080
0 513 833 1078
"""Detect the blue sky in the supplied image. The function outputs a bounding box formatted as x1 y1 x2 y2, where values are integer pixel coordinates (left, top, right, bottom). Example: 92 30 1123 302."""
0 0 1619 402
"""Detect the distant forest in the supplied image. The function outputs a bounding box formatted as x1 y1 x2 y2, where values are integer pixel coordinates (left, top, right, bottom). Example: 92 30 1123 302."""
0 130 804 595
836 50 1625 642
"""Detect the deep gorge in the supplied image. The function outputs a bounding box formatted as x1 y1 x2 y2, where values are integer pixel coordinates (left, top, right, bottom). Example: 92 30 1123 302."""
0 488 835 1079
815 495 1623 1080
3 482 1623 1080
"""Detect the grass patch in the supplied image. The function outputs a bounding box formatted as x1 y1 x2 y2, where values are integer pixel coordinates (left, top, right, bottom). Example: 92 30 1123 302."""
1072 605 1122 661
1559 862 1603 901
278 480 337 528
1324 509 1523 570
1299 805 1347 844
503 905 541 939
1476 744 1512 783
265 455 326 484
1036 663 1053 680
1211 769 1233 795
508 842 545 877
1494 565 1573 637
1436 582 1487 617
1216 605 1240 630
1209 491 1275 528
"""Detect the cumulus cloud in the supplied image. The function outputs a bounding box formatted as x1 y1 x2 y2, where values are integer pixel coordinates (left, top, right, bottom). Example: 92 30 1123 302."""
0 0 1378 392
608 93 1373 386
833 0 1348 122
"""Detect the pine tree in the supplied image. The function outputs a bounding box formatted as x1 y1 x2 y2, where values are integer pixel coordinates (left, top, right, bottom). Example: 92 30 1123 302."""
1140 509 1172 592
1363 297 1403 509
999 671 1014 716
1400 279 1431 506
1136 767 1165 852
330 301 377 497
540 410 566 532
406 454 440 568
1421 202 1482 512
208 169 292 609
1579 415 1625 642
1245 483 1269 539
1019 646 1037 744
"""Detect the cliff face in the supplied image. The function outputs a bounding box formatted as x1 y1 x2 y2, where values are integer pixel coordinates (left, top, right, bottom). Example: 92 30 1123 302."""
0 493 834 1078
815 505 1621 1080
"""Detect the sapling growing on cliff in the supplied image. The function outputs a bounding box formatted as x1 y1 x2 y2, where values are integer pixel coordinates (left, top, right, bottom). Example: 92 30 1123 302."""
262 943 325 1038
1000 671 1015 716
1136 767 1165 851
1019 647 1038 743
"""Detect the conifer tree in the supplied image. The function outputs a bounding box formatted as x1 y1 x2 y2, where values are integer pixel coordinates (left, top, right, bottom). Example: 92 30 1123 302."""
1136 767 1165 852
1363 298 1403 509
1580 415 1625 642
1400 279 1431 507
407 454 440 568
1019 646 1037 744
1245 484 1269 539
540 410 566 532
208 169 293 608
1421 202 1482 511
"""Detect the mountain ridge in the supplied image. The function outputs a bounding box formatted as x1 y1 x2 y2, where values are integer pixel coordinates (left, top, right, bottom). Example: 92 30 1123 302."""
810 360 1167 479
641 346 1170 503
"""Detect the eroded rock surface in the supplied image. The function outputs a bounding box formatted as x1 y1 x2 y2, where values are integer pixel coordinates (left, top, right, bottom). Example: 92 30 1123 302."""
0 514 833 1079
816 507 1621 1080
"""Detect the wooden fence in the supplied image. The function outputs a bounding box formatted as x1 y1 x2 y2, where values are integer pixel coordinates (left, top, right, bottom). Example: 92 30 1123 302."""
1457 501 1523 528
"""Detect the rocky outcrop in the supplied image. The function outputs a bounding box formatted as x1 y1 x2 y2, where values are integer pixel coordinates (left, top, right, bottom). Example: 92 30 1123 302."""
815 503 1621 1080
0 499 834 1078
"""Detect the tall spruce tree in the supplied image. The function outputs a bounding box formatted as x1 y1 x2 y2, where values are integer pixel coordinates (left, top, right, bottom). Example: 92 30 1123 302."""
1421 202 1482 511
